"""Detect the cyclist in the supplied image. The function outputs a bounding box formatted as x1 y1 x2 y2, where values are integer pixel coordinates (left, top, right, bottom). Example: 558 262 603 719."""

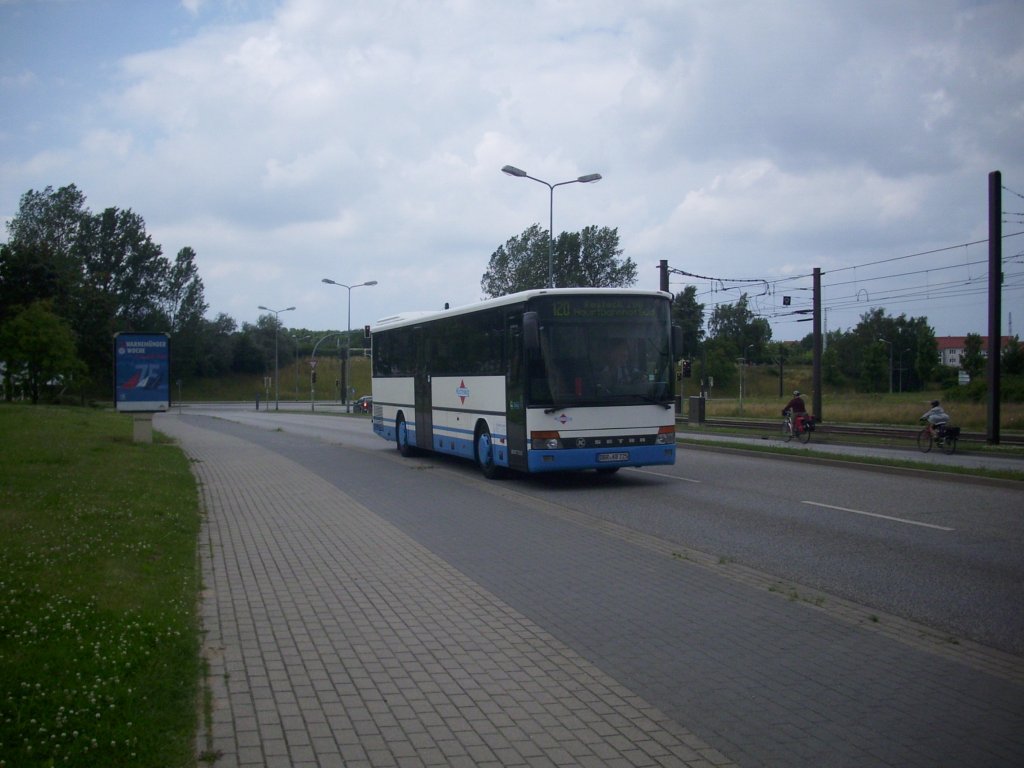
782 390 808 432
920 400 950 438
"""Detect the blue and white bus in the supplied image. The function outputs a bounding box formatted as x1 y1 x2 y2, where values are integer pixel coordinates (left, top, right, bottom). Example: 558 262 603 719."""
370 288 682 477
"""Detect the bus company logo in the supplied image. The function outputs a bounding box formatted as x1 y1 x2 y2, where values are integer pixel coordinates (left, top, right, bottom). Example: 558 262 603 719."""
556 413 571 425
456 380 470 404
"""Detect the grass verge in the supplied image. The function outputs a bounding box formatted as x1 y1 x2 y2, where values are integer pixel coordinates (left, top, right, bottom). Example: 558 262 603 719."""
0 404 201 768
678 433 1024 483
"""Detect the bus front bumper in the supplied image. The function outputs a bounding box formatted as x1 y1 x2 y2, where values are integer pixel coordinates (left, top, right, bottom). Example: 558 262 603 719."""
526 443 676 472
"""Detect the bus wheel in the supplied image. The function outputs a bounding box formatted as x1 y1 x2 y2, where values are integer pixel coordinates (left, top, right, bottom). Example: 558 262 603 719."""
397 415 414 457
475 424 502 479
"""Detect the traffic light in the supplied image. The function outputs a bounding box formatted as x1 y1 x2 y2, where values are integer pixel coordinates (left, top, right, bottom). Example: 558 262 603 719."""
682 359 692 378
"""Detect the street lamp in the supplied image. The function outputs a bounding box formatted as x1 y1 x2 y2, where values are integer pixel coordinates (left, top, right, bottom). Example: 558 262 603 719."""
878 337 893 394
322 278 377 411
257 305 296 411
501 164 602 289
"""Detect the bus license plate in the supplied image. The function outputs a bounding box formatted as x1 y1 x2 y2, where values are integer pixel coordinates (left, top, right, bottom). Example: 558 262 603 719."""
598 452 629 462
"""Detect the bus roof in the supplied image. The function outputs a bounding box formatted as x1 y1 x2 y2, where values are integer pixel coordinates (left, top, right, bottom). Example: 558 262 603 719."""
370 287 670 332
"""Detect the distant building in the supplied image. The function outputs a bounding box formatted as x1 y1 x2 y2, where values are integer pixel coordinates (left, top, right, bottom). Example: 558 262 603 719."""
935 336 1013 369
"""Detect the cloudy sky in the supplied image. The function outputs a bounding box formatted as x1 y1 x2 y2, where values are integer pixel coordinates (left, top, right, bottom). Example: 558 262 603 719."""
2 0 1023 341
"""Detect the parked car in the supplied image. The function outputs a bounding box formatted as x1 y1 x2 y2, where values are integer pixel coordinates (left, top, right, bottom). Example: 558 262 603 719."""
354 395 373 413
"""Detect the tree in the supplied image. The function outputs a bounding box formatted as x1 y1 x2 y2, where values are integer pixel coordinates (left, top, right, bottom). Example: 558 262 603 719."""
961 333 985 379
707 293 772 360
2 186 191 394
164 247 209 378
671 285 704 358
699 293 772 396
822 309 936 392
69 206 170 390
76 206 168 328
481 225 547 297
556 226 637 289
0 185 89 326
860 342 889 392
196 313 237 377
1003 335 1024 376
481 224 636 297
822 343 845 386
232 321 267 374
0 301 85 403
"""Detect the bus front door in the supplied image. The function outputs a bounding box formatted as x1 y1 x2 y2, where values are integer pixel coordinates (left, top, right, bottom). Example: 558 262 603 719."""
415 371 433 450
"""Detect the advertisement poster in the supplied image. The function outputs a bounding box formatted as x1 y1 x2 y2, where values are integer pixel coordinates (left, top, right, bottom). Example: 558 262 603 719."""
114 332 170 412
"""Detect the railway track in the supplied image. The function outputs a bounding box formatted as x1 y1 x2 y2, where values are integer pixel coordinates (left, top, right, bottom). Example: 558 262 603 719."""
681 416 1024 448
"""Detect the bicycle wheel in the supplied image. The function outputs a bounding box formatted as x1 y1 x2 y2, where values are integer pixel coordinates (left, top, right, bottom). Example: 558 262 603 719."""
782 418 793 442
916 427 933 453
797 423 812 444
941 435 957 455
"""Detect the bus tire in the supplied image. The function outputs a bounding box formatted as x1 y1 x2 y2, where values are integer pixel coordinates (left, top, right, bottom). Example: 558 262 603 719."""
397 414 415 457
475 422 502 479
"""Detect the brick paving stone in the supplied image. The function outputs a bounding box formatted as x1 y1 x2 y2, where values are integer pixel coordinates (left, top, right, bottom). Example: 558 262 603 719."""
162 416 733 768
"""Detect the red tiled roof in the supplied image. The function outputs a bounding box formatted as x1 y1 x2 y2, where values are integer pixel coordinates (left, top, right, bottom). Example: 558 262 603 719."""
935 335 1012 352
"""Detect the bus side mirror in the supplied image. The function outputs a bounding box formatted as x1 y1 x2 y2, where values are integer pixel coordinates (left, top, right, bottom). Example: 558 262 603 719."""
523 311 540 354
672 325 684 358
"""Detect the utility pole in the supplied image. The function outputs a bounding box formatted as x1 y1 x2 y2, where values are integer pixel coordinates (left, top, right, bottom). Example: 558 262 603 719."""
812 267 822 422
988 171 1002 444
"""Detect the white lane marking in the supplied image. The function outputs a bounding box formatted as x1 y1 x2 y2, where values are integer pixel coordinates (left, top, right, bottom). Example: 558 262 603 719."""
802 501 954 531
631 468 701 483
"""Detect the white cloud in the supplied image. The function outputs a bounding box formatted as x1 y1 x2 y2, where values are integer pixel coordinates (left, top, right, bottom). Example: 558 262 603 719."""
1 0 1022 338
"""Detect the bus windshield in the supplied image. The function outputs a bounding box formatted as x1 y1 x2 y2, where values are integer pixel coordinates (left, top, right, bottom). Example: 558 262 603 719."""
527 295 673 409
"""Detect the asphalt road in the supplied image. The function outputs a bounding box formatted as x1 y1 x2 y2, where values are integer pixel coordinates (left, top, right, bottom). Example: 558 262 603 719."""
173 404 1024 657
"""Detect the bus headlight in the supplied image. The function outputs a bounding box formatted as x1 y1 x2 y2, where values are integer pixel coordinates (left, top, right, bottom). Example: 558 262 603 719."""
655 426 676 444
531 431 562 450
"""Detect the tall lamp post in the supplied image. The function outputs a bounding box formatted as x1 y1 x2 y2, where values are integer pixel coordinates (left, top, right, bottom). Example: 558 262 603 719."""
257 305 296 411
501 164 602 288
322 278 377 412
878 337 893 394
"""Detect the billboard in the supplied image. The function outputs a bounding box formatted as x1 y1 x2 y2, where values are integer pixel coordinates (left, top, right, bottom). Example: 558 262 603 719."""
114 332 170 412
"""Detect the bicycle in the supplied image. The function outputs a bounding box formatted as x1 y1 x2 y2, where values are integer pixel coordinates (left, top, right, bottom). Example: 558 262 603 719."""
917 421 959 454
782 410 814 444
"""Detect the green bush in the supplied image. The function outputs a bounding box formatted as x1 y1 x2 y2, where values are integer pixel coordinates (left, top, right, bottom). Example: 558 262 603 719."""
944 375 1024 403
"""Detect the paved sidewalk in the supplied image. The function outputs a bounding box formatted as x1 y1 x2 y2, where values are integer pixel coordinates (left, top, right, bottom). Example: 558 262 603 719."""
158 415 733 767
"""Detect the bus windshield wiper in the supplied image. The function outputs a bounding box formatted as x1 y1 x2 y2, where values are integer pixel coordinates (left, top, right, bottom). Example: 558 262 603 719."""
544 403 571 414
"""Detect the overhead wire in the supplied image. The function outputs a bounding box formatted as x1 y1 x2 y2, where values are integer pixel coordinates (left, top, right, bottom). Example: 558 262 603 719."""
669 228 1024 338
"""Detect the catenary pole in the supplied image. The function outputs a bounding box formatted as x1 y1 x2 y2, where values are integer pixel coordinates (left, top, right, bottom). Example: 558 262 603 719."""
987 171 1002 444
